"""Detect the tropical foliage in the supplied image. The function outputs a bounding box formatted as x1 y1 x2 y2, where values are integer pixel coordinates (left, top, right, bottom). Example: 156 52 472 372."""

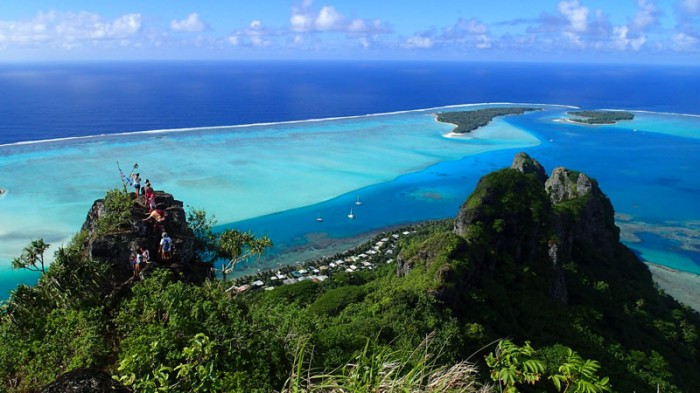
96 188 134 235
11 238 50 273
1 166 699 392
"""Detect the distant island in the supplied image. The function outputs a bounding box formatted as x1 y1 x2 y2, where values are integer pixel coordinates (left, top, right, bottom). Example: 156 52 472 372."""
567 110 635 124
436 107 542 134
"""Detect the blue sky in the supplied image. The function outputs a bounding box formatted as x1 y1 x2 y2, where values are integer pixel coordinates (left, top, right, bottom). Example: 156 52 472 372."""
0 0 698 63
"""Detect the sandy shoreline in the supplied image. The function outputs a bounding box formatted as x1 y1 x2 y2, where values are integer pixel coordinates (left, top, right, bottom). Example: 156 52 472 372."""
646 262 700 312
553 117 610 126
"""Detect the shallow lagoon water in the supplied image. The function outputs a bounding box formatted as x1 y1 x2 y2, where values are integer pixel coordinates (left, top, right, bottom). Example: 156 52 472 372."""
1 104 699 296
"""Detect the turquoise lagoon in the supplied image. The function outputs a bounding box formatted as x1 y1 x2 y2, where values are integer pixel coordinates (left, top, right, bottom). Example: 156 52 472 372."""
1 104 699 295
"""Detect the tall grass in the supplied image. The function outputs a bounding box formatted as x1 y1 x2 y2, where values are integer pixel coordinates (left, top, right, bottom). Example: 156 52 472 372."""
282 335 492 393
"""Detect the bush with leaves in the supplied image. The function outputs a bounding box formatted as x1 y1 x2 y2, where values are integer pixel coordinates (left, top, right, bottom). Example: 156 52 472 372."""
485 340 611 393
96 188 133 235
186 207 218 264
114 269 289 392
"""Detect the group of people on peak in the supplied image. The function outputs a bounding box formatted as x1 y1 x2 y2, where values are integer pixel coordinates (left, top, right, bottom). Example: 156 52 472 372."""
131 232 173 278
124 167 173 278
132 173 166 229
131 173 157 212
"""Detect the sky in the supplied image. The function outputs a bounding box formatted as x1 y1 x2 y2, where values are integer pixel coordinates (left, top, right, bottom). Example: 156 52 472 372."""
0 0 699 64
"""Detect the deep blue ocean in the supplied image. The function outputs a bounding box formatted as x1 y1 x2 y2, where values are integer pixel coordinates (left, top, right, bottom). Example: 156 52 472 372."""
2 61 700 145
1 61 699 296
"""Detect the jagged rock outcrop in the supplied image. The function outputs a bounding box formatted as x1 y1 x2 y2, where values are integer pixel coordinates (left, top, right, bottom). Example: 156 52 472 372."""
545 167 620 259
40 368 130 393
81 190 211 290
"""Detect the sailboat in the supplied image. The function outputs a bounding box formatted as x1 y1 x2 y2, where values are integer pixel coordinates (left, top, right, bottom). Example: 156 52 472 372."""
355 195 362 205
316 213 323 222
347 208 355 219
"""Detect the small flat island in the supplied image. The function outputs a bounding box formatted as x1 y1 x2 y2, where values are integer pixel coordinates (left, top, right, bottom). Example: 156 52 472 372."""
436 107 542 134
567 110 634 125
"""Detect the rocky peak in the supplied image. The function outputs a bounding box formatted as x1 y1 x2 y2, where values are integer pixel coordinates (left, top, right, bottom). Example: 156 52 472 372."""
545 167 595 204
81 190 211 291
511 151 548 184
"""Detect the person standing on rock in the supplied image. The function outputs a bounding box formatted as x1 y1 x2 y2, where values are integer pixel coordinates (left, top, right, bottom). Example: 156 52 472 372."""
131 173 141 203
132 251 144 278
159 232 173 262
144 181 156 212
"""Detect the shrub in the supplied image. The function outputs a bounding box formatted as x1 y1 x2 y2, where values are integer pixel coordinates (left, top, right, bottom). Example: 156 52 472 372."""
96 188 133 235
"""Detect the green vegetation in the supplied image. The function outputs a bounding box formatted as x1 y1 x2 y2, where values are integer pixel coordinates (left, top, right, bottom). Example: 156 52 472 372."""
187 206 218 263
436 107 541 134
96 188 134 235
217 229 272 280
11 238 50 274
1 166 699 392
567 111 634 125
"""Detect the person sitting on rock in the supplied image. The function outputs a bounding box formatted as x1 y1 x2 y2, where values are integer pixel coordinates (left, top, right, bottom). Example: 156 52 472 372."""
159 232 173 262
143 208 166 223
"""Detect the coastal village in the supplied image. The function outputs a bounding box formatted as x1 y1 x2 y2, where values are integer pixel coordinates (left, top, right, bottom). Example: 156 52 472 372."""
226 228 416 294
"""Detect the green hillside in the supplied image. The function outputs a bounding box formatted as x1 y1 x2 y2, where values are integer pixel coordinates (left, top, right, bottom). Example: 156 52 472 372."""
1 153 698 392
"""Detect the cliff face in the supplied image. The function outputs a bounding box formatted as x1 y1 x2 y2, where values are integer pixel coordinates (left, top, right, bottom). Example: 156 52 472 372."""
81 190 210 288
545 167 619 260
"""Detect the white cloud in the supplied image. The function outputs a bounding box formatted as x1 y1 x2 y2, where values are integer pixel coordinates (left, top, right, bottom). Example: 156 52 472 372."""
441 17 490 39
348 19 367 33
171 13 206 33
632 0 661 31
112 14 142 35
476 35 492 49
0 11 143 49
315 6 343 31
290 14 312 32
409 18 493 50
227 19 271 47
612 25 647 50
671 32 699 50
289 2 387 34
558 0 589 32
402 35 433 49
563 31 585 47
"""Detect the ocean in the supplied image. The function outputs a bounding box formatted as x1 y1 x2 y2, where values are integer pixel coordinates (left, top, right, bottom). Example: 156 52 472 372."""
1 61 699 298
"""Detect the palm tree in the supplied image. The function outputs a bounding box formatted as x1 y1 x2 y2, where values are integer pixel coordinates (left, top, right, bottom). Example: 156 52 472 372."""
217 229 272 281
11 238 50 274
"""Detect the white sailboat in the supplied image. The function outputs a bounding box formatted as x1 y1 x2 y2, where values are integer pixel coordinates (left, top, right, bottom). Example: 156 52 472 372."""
347 208 355 219
355 195 362 205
